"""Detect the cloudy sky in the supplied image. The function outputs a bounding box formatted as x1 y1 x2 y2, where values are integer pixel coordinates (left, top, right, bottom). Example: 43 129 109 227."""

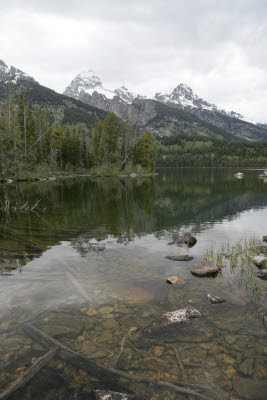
1 0 267 122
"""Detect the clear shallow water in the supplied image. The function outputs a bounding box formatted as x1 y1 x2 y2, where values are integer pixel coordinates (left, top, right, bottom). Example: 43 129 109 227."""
0 169 267 399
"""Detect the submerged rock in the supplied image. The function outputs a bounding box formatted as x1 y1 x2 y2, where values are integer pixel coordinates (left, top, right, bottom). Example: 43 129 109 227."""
166 276 185 286
234 172 244 179
207 294 226 304
191 262 219 277
253 256 267 269
147 306 201 332
183 233 197 247
238 358 255 376
93 390 137 400
166 253 193 261
257 269 267 280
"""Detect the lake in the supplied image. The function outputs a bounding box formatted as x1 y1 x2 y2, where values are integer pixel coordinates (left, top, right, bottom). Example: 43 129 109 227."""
0 168 267 400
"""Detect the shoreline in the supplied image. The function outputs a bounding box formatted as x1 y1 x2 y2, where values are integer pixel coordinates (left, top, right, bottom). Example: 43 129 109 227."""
0 172 159 184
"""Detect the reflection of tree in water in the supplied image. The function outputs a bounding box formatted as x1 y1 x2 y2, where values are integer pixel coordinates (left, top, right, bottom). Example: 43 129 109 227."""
0 169 266 272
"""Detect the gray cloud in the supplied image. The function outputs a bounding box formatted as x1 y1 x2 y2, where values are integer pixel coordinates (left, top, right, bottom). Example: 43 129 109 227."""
1 0 267 122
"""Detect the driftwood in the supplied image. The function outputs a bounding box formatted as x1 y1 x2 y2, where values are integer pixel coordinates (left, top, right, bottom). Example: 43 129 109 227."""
113 334 129 368
22 323 214 400
65 269 92 302
0 347 57 399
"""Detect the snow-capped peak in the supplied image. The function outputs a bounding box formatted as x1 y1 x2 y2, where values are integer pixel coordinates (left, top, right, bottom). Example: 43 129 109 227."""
0 59 36 84
114 85 136 104
64 70 116 100
155 83 243 118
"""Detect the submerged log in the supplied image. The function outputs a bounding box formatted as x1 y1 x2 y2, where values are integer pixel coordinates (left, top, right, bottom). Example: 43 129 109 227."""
0 347 57 399
22 323 213 400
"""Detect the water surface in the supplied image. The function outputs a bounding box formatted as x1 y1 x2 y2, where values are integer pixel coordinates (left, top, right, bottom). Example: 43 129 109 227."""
0 169 266 399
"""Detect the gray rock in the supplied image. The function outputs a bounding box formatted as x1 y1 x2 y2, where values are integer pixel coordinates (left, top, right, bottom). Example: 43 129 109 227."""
253 256 267 269
257 269 267 280
191 263 219 277
148 306 201 331
93 390 137 400
183 233 197 247
207 294 225 304
166 253 193 261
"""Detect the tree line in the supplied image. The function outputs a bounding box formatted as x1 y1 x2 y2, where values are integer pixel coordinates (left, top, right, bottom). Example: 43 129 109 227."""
157 135 267 167
0 87 156 177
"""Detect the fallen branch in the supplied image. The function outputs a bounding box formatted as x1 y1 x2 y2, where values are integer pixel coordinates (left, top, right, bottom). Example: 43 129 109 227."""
113 334 128 368
65 269 92 302
31 199 41 212
0 347 57 399
22 323 214 400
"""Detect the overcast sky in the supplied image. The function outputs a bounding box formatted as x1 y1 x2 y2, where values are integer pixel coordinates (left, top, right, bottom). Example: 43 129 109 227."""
1 0 267 122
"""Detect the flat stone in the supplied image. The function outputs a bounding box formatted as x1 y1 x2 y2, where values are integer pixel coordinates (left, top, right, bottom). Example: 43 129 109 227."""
191 263 219 277
207 293 225 304
257 269 267 280
238 358 255 376
102 319 120 330
254 256 267 269
86 307 98 316
166 253 193 261
93 390 137 400
166 276 185 286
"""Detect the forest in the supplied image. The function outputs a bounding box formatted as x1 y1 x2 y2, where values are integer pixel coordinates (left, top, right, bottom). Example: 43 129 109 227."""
0 87 156 178
0 86 266 179
157 135 267 167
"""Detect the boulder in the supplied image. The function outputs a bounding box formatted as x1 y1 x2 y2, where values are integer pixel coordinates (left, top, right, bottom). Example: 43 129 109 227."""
234 172 244 179
183 233 197 247
263 236 267 243
191 262 219 277
166 253 193 261
93 390 137 400
207 294 225 304
253 256 267 269
166 276 185 286
147 306 201 331
257 269 267 280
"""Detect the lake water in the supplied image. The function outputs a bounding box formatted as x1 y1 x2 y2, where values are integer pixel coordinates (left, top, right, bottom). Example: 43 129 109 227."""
0 168 267 400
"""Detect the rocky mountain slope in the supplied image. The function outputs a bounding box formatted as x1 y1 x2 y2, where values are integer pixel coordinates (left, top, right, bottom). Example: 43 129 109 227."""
1 59 266 140
0 59 106 129
64 70 267 141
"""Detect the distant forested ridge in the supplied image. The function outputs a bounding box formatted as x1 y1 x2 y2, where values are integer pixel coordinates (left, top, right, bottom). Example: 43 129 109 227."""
156 135 267 167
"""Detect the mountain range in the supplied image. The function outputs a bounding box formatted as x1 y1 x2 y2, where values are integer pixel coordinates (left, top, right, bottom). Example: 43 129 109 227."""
1 59 267 141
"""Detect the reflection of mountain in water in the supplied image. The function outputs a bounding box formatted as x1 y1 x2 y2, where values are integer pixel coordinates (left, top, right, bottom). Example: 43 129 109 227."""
0 169 266 272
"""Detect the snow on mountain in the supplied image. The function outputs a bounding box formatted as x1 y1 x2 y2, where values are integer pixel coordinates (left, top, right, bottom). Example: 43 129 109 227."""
154 83 243 119
114 85 135 103
64 70 116 100
0 59 36 84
